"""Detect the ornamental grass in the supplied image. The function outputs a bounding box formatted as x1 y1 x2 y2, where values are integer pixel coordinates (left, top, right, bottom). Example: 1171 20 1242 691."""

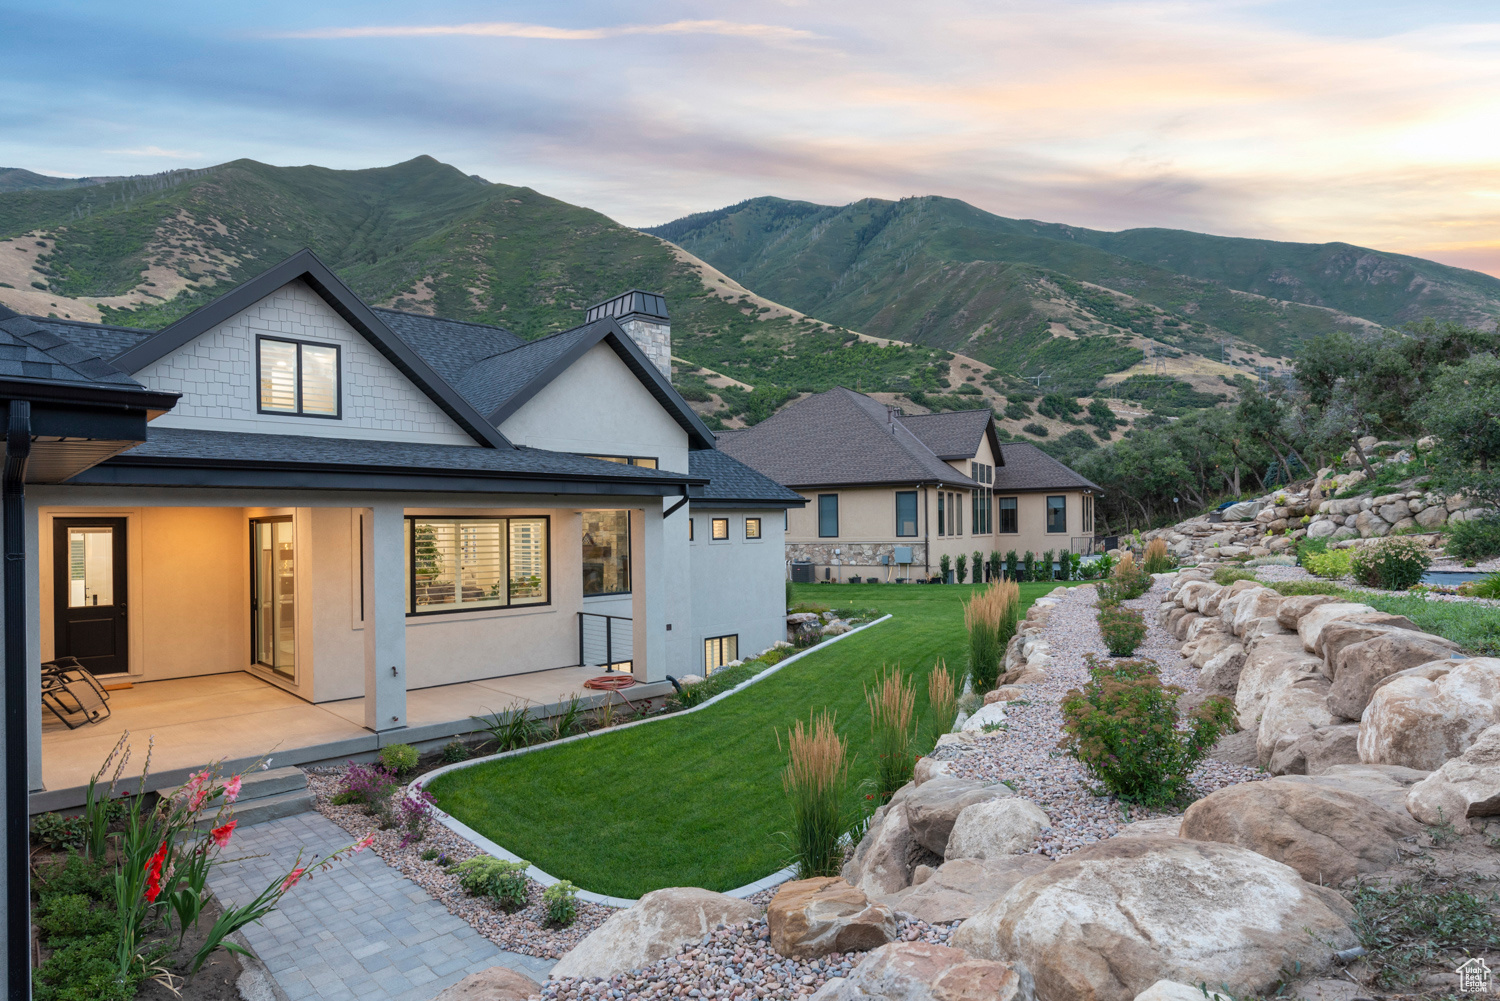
1141 537 1174 575
927 659 959 738
778 710 849 878
964 579 1020 691
865 668 917 802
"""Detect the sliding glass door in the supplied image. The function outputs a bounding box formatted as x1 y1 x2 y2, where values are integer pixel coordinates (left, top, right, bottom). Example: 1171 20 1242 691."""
251 518 296 677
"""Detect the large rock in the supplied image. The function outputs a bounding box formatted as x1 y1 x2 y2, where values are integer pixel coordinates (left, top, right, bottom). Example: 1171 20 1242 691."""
1358 658 1500 770
844 798 917 896
1415 505 1448 529
882 856 1052 924
1227 588 1283 637
809 942 1030 1001
1266 723 1360 776
1276 764 1432 815
1185 630 1238 671
1296 603 1378 656
905 777 1013 856
1135 984 1229 1001
1166 609 1200 642
945 799 1051 860
1405 722 1500 826
1275 594 1342 631
1305 519 1338 539
1177 581 1219 612
432 966 540 1001
1234 634 1325 731
950 837 1355 1001
1180 781 1417 884
552 887 760 979
1199 641 1247 695
913 757 956 785
1257 681 1336 766
1317 618 1423 674
1327 631 1464 719
768 877 898 960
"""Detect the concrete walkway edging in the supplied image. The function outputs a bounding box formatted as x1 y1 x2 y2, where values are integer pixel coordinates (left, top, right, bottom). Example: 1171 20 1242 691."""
412 614 894 907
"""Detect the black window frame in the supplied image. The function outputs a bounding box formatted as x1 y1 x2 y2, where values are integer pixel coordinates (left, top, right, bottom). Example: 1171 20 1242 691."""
895 491 918 537
704 633 739 673
745 517 762 540
711 517 730 541
937 492 945 536
688 517 695 541
1046 495 1067 534
581 509 631 597
998 496 1018 534
817 494 839 538
256 335 342 419
405 514 552 616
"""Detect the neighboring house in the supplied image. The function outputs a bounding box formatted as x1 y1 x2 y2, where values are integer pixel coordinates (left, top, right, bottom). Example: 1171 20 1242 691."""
717 387 1100 581
7 248 801 803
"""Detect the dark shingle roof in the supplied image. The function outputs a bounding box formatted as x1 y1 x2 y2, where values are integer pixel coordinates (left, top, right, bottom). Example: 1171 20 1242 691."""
992 442 1101 493
689 448 805 506
372 308 524 387
454 324 602 420
716 387 978 489
0 306 148 388
110 427 703 483
28 317 151 360
895 409 993 459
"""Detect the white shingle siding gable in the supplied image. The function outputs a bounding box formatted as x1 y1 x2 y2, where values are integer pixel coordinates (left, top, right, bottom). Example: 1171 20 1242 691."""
138 280 476 446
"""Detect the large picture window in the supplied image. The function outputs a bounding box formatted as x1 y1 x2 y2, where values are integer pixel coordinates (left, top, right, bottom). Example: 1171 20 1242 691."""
818 494 839 538
895 491 918 537
582 510 630 596
1046 496 1067 534
406 516 549 614
998 497 1018 534
258 337 340 417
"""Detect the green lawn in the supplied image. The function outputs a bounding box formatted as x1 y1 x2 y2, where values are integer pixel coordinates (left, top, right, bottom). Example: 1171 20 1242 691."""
426 581 1070 897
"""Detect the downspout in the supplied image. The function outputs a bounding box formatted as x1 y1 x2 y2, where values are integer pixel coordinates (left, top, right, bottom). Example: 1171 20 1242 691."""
4 401 30 1001
921 484 930 579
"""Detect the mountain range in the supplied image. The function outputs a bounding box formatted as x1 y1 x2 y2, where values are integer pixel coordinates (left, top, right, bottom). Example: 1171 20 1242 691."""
3 156 1497 438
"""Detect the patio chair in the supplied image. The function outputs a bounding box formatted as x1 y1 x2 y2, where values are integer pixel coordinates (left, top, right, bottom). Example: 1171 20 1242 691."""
40 658 112 729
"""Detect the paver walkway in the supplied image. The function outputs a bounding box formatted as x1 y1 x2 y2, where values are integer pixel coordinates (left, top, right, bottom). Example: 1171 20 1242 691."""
209 812 554 1001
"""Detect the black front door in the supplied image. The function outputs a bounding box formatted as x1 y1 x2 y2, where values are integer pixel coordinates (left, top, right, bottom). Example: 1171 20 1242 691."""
53 518 129 675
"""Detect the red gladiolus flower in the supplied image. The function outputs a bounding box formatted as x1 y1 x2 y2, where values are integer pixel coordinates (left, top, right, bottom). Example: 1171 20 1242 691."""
210 820 237 848
281 867 306 893
144 841 169 902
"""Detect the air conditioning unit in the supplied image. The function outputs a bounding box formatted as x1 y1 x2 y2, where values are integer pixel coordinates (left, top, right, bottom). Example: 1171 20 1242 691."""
790 562 815 584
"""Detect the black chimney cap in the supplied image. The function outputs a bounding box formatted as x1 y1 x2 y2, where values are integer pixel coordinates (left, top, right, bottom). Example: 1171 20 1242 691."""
586 289 668 323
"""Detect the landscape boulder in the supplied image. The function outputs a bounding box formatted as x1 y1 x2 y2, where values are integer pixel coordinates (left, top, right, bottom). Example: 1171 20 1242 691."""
1228 588 1283 637
913 757 956 785
950 837 1355 1001
1358 658 1500 770
432 966 540 1001
944 799 1051 860
1233 634 1325 731
1199 642 1247 695
1266 723 1360 776
1276 763 1432 815
843 795 917 896
1296 603 1378 656
1327 631 1464 719
905 777 1014 856
1177 581 1218 612
1179 780 1417 884
768 877 898 960
1405 722 1500 826
1275 595 1341 631
1256 680 1336 766
1317 618 1428 675
551 887 760 980
809 941 1030 1001
881 856 1052 924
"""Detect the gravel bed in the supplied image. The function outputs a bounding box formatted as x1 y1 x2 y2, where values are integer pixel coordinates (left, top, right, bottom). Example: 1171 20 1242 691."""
950 580 1263 856
541 916 957 1001
306 772 612 959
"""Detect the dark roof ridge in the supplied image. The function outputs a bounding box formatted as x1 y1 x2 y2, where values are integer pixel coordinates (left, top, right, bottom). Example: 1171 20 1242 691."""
370 305 520 337
0 305 147 389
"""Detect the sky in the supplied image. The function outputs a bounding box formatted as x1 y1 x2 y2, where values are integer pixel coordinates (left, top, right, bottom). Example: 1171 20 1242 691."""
6 1 1500 276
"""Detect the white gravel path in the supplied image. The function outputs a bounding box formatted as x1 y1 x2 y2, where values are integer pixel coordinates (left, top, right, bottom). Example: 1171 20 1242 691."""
949 579 1263 855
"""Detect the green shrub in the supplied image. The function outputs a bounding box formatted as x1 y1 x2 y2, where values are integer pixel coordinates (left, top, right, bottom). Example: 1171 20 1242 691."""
1446 515 1500 561
1460 573 1500 600
1111 555 1153 599
1059 655 1235 807
33 893 113 940
1350 537 1432 591
1022 422 1049 437
420 847 440 861
455 856 531 911
31 812 86 851
939 554 951 580
32 930 140 1001
955 554 968 583
1212 567 1258 586
1097 605 1147 656
1304 547 1352 579
1270 580 1344 596
544 880 579 926
440 740 471 764
1141 538 1174 575
379 743 419 775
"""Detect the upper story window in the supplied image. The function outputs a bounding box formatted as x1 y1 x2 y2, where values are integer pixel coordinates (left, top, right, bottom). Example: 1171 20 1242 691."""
258 337 340 417
895 491 918 537
998 497 1018 534
585 455 658 468
818 495 839 538
711 517 729 540
1047 496 1067 534
745 517 762 539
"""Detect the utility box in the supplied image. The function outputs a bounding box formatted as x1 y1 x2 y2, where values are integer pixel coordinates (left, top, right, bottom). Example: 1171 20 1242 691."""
893 546 914 565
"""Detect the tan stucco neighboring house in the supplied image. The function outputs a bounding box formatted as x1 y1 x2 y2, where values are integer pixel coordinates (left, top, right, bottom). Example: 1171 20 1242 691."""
717 387 1101 581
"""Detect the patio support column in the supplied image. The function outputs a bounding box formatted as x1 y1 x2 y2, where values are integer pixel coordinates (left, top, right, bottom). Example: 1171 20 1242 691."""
361 503 407 731
631 499 667 682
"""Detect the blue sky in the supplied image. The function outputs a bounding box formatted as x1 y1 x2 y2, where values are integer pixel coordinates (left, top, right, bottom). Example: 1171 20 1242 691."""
6 1 1500 274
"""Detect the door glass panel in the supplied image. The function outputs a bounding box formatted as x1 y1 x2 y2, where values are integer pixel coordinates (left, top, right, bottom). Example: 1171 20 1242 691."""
253 520 296 677
67 527 114 607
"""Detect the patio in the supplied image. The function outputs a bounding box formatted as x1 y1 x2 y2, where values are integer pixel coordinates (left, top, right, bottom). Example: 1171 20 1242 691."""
35 665 671 812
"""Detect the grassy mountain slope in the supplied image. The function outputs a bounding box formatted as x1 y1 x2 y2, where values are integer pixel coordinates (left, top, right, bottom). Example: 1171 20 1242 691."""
0 168 128 193
0 157 954 426
647 196 1500 382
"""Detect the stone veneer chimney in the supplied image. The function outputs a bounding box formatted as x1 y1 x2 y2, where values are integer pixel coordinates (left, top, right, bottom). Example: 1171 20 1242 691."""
586 290 671 378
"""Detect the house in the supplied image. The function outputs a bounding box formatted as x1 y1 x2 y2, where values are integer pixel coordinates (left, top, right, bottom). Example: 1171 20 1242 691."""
717 387 1100 581
4 248 802 806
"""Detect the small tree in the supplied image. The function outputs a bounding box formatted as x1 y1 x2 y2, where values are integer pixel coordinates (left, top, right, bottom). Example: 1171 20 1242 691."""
955 553 968 583
1418 355 1500 510
939 554 951 581
972 550 983 582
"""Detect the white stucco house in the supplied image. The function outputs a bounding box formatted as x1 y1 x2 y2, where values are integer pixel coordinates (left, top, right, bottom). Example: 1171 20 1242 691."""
3 249 802 807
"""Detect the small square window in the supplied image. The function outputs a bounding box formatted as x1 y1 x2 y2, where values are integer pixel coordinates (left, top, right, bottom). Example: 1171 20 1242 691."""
745 517 762 539
258 337 341 417
711 517 729 540
705 634 738 673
